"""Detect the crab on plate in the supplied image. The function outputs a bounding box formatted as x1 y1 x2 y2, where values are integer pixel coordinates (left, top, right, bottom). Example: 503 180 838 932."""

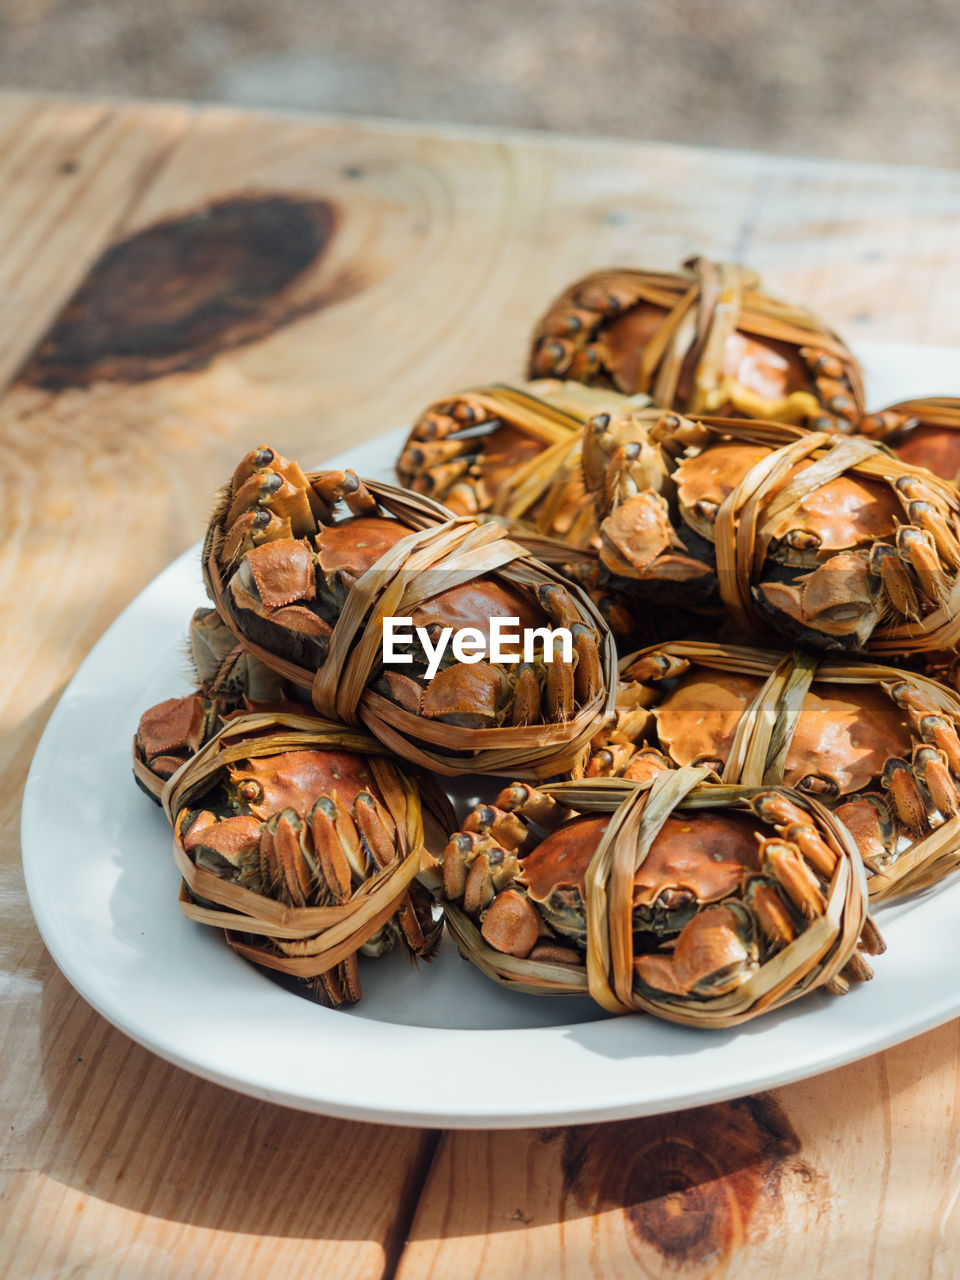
528 257 864 431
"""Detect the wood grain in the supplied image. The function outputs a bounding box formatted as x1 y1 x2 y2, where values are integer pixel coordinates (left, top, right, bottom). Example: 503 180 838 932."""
1 92 960 1280
399 1024 960 1279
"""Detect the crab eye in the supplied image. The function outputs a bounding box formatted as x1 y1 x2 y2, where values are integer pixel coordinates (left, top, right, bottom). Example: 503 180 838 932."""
239 779 263 804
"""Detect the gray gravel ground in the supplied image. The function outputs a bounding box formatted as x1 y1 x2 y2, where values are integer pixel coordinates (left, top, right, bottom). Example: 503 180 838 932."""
0 0 958 166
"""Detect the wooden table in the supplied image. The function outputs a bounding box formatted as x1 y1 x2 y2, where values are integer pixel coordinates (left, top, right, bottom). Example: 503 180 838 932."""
2 90 960 1279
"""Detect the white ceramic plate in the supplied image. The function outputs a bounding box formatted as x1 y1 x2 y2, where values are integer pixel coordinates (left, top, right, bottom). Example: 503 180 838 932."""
22 342 960 1128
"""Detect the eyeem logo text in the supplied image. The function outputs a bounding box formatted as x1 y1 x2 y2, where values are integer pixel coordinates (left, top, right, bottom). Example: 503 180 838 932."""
383 616 573 680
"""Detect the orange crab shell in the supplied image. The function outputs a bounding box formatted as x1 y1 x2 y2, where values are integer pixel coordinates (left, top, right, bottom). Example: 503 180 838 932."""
675 444 900 554
514 809 760 910
891 427 960 485
314 515 408 577
599 301 816 410
313 513 548 637
226 748 386 823
654 669 913 794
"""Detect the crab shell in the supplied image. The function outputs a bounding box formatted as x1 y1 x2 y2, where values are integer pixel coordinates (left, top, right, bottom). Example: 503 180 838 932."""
654 669 913 796
486 809 762 952
224 748 384 822
676 443 900 565
598 302 816 413
313 514 545 635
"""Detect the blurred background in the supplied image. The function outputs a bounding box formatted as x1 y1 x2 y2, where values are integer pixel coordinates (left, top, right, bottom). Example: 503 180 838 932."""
1 0 958 166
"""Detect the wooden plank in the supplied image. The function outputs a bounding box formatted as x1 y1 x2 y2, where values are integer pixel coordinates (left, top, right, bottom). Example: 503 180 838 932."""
398 1022 960 1279
0 967 435 1280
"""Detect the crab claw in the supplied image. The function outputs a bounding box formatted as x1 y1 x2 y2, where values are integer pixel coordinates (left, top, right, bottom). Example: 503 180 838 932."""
480 888 543 957
600 493 712 583
832 794 897 868
422 662 505 727
181 810 263 885
621 746 676 784
634 902 758 997
621 651 691 685
756 552 879 645
137 694 221 779
229 538 318 619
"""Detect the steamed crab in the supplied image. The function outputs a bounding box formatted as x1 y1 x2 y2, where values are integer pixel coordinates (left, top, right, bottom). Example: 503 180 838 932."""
528 259 864 432
587 643 960 869
581 408 960 652
396 380 639 543
442 779 874 1000
175 740 441 1007
206 446 609 769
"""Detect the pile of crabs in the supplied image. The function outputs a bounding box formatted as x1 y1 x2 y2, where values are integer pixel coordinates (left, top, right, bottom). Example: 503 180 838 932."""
135 256 960 1029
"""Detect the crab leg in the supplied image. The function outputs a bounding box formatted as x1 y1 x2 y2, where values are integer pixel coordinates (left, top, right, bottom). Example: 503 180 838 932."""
225 464 319 541
494 782 564 828
881 758 930 834
749 793 838 878
919 715 960 776
545 659 575 722
870 544 920 619
912 746 960 819
510 664 541 726
261 811 314 906
350 792 397 870
462 803 533 854
311 469 378 518
571 623 601 702
760 837 827 921
745 879 797 948
902 498 960 571
307 797 358 899
896 527 949 605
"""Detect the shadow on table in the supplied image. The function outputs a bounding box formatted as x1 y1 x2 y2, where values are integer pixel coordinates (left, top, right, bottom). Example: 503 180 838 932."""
36 965 432 1244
